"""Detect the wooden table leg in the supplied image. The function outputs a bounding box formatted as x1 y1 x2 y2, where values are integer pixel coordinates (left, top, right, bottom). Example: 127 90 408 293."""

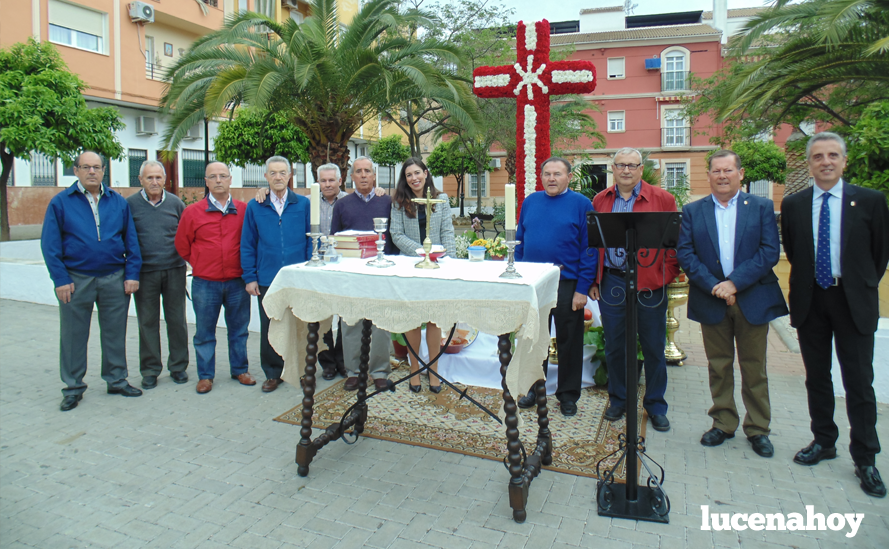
356 319 372 435
535 376 553 466
296 321 320 477
499 334 528 523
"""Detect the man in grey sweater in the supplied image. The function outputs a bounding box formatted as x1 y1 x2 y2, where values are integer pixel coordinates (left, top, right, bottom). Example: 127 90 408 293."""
126 160 189 389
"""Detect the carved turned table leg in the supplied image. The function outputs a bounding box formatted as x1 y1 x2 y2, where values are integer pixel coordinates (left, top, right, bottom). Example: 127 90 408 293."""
296 321 320 477
499 333 528 523
356 319 372 436
535 376 552 466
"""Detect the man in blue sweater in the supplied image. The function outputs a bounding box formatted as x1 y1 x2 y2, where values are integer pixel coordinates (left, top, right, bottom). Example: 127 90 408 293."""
41 151 144 411
515 157 597 416
241 156 312 393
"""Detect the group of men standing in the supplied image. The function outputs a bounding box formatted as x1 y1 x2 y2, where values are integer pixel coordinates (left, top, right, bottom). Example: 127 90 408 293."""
40 152 394 411
516 133 887 499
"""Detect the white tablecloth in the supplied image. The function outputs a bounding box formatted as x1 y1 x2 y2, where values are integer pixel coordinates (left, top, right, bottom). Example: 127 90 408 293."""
262 255 560 404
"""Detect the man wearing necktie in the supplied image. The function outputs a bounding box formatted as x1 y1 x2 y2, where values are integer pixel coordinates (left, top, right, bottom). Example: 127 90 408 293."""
781 132 889 498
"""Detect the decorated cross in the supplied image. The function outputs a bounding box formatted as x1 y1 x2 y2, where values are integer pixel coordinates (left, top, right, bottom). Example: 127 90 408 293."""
473 20 597 213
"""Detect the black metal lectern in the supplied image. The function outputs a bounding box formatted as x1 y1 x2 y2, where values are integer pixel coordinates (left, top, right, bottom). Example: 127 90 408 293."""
587 210 681 524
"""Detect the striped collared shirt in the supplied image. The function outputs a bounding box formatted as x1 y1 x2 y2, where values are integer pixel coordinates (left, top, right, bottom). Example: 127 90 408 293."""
77 181 105 235
605 181 642 270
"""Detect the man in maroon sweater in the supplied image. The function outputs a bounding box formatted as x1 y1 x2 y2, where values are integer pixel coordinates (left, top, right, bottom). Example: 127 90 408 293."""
330 157 393 391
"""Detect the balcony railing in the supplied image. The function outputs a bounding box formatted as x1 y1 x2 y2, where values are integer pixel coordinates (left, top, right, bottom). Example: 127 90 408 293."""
146 62 164 81
202 0 219 7
662 71 689 92
662 127 691 148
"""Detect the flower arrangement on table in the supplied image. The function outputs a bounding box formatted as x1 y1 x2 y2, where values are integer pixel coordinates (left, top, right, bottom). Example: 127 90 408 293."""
455 229 508 260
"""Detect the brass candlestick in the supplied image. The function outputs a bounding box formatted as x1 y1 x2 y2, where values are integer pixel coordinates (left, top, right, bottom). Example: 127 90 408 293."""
366 217 395 268
411 189 447 270
665 277 689 365
305 224 324 267
499 229 522 279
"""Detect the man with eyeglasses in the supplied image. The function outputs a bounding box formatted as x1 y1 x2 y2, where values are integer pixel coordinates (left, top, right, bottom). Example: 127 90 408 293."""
176 162 255 395
241 156 311 393
590 147 680 432
676 150 787 458
126 160 189 390
42 151 143 411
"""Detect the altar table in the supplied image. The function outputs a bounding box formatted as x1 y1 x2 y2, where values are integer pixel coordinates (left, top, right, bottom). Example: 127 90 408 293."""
263 255 560 522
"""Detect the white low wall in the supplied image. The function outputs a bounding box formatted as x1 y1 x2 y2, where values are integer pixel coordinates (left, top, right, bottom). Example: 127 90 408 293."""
0 240 261 333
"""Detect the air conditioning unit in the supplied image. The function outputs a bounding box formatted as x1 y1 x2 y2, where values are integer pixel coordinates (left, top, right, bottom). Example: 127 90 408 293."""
488 158 501 169
283 0 301 9
184 124 202 140
129 1 155 23
135 116 157 135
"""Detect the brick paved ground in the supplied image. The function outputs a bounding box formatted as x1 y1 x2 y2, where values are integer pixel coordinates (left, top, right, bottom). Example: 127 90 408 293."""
1 299 887 548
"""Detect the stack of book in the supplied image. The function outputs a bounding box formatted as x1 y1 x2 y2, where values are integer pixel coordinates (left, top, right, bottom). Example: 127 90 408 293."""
332 230 381 258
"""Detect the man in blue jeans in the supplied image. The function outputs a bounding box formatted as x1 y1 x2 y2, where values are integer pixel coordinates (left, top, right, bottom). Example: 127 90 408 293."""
241 156 311 393
175 162 255 394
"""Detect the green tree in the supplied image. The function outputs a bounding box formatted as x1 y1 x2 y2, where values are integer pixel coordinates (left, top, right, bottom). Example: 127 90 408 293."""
0 38 123 241
159 0 477 182
426 139 474 216
686 0 889 136
841 101 889 202
213 109 310 168
369 135 411 190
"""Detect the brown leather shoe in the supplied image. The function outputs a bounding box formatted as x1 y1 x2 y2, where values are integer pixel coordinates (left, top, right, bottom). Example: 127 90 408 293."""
262 378 281 393
343 377 359 391
374 378 390 391
196 379 213 394
232 372 256 386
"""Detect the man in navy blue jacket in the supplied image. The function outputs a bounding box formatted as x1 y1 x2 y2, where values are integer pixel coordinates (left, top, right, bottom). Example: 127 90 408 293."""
515 157 597 416
677 150 788 457
241 156 311 392
41 151 144 411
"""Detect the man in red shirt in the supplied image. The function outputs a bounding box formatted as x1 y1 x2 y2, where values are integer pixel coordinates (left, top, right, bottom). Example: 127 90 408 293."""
590 148 680 432
175 162 256 394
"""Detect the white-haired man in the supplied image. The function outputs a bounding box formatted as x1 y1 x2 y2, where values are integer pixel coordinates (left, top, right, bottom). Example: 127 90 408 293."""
126 160 189 389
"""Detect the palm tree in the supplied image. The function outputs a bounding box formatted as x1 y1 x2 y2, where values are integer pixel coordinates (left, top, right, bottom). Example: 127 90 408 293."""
159 0 477 179
717 0 889 127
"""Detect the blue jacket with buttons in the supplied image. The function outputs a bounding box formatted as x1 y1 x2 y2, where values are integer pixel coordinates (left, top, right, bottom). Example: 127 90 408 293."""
41 183 142 286
240 189 312 287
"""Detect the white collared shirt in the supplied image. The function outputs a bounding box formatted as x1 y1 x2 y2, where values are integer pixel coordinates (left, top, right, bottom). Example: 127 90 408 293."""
141 189 166 207
208 193 231 213
713 190 740 278
77 181 104 233
812 179 843 277
270 190 287 216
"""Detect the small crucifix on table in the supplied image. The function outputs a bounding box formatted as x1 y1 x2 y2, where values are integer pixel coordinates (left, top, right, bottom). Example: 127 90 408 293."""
412 188 447 269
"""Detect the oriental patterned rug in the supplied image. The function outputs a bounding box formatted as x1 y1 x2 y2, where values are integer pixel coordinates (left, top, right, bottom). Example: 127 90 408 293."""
274 369 646 481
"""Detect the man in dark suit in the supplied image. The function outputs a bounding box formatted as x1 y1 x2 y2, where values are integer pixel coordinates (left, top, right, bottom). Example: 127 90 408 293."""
781 132 889 498
677 150 788 458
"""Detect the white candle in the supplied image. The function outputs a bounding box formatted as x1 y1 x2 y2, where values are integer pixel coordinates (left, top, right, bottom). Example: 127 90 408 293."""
310 183 320 226
505 184 516 230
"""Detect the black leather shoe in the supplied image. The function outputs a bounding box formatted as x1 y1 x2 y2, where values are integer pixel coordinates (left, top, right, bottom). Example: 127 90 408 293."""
650 415 670 432
107 384 142 397
60 394 82 411
409 381 422 393
141 375 158 389
855 466 887 498
429 383 442 394
701 427 734 447
603 404 625 421
321 368 336 381
560 401 578 416
748 435 774 458
517 389 537 409
170 371 188 384
793 441 837 466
